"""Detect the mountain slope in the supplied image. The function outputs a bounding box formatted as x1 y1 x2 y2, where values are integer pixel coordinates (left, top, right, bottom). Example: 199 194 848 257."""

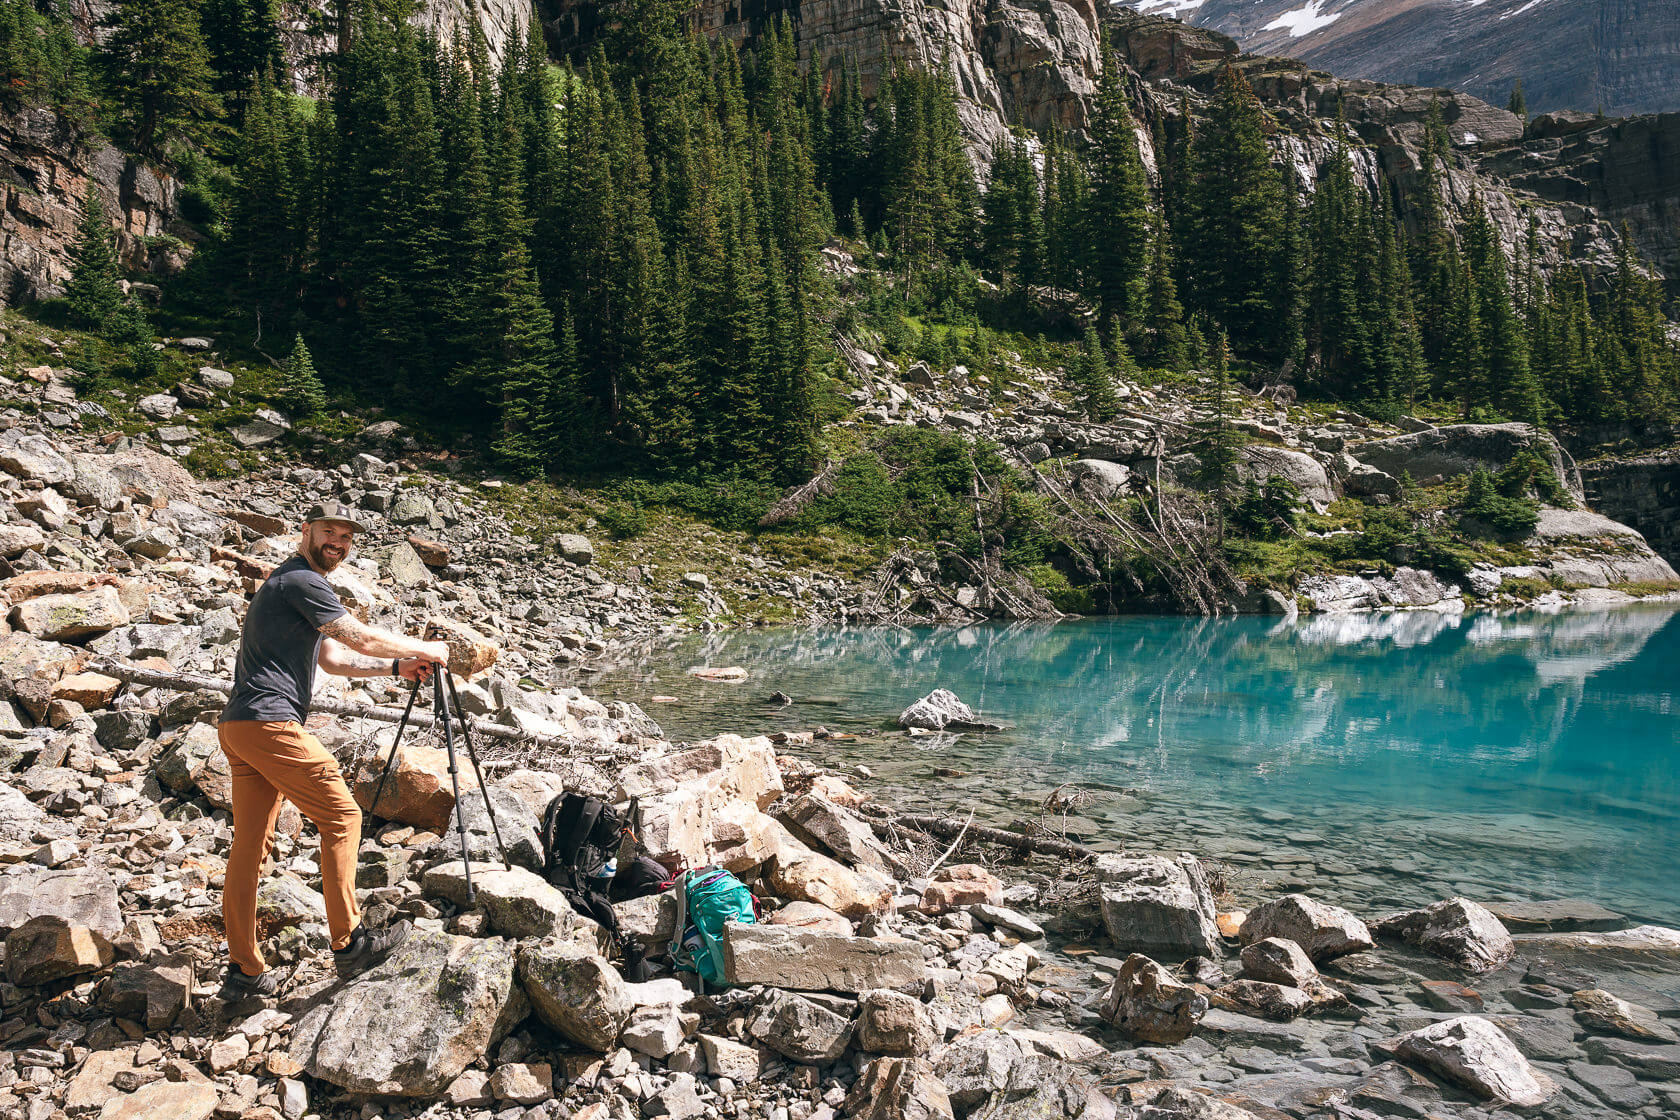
1119 0 1680 117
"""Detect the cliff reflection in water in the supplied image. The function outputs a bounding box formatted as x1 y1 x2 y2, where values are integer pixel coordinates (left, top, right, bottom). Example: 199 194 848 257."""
589 605 1680 922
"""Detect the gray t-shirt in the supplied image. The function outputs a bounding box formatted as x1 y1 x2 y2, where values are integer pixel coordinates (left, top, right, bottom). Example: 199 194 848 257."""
220 555 349 725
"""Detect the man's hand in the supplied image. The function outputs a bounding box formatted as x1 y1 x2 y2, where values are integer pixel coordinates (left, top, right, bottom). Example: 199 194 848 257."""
396 657 436 682
418 640 450 666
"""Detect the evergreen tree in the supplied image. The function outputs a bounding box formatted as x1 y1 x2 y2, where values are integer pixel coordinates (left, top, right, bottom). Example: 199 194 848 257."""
276 332 326 416
65 186 147 343
1082 46 1151 328
1182 65 1288 357
1463 189 1539 422
200 0 280 112
1141 222 1189 370
1507 78 1527 121
1070 321 1121 421
98 0 223 157
1195 330 1244 542
980 134 1043 297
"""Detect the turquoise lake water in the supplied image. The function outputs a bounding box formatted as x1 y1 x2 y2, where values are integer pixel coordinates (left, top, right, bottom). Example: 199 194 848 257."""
583 604 1680 927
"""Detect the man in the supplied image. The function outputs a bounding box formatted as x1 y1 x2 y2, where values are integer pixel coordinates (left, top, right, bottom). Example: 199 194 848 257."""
216 501 451 997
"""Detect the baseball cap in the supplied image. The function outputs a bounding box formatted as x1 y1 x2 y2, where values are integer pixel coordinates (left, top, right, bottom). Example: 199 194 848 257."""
304 501 367 531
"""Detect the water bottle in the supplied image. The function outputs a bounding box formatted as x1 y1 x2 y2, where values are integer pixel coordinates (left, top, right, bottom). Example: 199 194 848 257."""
592 857 617 882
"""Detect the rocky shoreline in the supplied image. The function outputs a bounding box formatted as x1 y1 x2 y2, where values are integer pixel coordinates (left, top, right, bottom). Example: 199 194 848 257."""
2 351 1680 1120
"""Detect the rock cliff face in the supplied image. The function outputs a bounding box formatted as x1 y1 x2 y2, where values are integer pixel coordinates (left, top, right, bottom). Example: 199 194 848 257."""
1120 0 1680 118
0 109 182 304
1581 451 1680 566
539 0 1103 160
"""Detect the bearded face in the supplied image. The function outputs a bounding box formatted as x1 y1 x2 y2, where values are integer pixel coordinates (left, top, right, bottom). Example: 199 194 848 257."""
300 520 356 572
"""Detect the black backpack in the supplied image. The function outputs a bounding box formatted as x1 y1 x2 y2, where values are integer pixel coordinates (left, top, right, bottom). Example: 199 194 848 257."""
539 793 668 977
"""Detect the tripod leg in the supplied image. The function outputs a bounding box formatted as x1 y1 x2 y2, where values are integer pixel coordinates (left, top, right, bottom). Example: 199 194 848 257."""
367 676 423 820
437 673 477 907
445 669 512 871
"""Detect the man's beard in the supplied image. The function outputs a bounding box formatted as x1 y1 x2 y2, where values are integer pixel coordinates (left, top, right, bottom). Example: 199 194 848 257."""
304 538 347 572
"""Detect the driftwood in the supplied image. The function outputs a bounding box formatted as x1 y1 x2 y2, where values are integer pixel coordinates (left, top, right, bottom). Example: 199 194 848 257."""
91 661 604 757
862 808 1099 862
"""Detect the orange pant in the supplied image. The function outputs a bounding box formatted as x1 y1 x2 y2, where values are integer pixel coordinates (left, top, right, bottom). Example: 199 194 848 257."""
218 720 363 975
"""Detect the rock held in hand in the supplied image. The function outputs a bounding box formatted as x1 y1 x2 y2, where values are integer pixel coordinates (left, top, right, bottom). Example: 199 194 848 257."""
424 616 498 678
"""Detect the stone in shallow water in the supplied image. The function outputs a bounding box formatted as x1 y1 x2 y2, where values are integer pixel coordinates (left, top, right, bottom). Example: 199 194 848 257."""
1372 897 1513 972
1239 894 1373 962
1095 853 1220 961
1483 898 1623 932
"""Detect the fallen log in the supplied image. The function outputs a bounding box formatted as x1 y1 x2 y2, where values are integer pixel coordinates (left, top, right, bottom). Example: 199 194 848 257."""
862 808 1099 862
91 661 607 757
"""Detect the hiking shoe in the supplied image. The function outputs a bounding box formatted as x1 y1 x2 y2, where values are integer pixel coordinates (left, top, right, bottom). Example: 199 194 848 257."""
333 919 411 975
221 964 287 999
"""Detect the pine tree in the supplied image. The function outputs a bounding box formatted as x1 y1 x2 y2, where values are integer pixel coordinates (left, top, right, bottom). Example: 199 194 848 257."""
1142 223 1189 370
1182 65 1288 357
1083 46 1151 328
1463 189 1539 422
1507 79 1527 121
65 185 147 343
1070 321 1120 421
276 332 326 416
199 0 280 113
981 134 1043 297
98 0 223 157
1195 330 1245 542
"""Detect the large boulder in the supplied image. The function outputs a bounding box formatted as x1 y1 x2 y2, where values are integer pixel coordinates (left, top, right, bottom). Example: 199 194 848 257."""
899 689 1001 731
721 923 925 994
780 793 894 871
1569 989 1679 1043
1372 898 1513 972
857 990 940 1056
352 741 478 834
1390 1016 1554 1107
844 1057 954 1120
934 1031 1031 1117
1351 423 1583 502
746 990 854 1064
767 831 893 919
1239 894 1373 962
0 865 123 941
9 586 130 641
422 862 596 943
616 734 784 868
516 940 631 1051
288 930 527 1096
418 786 544 871
1099 953 1208 1044
1239 446 1336 512
104 953 193 1030
1094 853 1220 961
1239 938 1318 988
5 914 113 986
1207 979 1316 1021
1068 460 1131 501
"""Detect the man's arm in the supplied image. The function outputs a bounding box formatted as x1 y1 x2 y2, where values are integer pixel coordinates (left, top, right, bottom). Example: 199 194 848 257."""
317 636 436 680
318 614 449 664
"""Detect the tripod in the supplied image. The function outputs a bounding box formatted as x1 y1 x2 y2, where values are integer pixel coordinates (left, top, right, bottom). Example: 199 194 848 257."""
368 666 510 905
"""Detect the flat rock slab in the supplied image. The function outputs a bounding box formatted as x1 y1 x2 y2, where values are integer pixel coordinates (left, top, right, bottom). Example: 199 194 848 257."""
0 864 122 940
722 923 925 994
422 861 594 942
1483 899 1624 932
289 929 526 1096
96 1079 218 1120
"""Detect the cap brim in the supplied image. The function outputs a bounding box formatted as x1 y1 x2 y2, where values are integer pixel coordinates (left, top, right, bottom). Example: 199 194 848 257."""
307 516 365 531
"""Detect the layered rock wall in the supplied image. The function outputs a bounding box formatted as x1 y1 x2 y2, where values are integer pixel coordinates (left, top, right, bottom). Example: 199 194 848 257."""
1581 454 1680 567
0 109 182 304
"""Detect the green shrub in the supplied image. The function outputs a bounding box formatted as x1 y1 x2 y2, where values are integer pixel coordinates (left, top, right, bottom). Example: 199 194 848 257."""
1458 468 1540 538
1025 563 1095 614
597 499 648 539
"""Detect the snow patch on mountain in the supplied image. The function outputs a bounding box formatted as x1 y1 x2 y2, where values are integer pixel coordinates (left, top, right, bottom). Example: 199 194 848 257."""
1502 0 1551 17
1125 0 1207 15
1262 0 1343 37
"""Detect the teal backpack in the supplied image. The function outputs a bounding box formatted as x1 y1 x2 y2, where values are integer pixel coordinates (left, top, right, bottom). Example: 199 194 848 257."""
668 867 758 988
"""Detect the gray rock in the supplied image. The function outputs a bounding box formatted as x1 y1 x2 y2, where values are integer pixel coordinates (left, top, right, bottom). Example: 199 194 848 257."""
1391 1015 1554 1107
288 930 526 1096
646 1072 705 1120
517 939 630 1051
1239 894 1374 961
1565 1060 1655 1110
845 1056 954 1120
0 864 123 940
557 534 594 565
722 923 925 994
780 793 895 871
899 689 1000 731
746 990 855 1064
1239 446 1335 512
421 786 544 871
421 861 594 942
1099 953 1207 1044
1582 1035 1680 1079
1239 937 1318 987
1373 897 1513 972
137 393 179 420
197 366 233 389
1569 987 1679 1042
857 989 939 1055
934 1030 1030 1117
1068 460 1131 501
1352 422 1583 501
1094 852 1220 960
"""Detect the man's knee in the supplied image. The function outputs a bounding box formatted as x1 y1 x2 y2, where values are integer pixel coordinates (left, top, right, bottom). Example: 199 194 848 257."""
321 800 362 843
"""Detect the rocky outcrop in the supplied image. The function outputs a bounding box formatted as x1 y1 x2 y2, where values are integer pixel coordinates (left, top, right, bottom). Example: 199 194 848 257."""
0 108 182 305
1349 422 1583 500
538 0 1102 162
1581 448 1680 566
